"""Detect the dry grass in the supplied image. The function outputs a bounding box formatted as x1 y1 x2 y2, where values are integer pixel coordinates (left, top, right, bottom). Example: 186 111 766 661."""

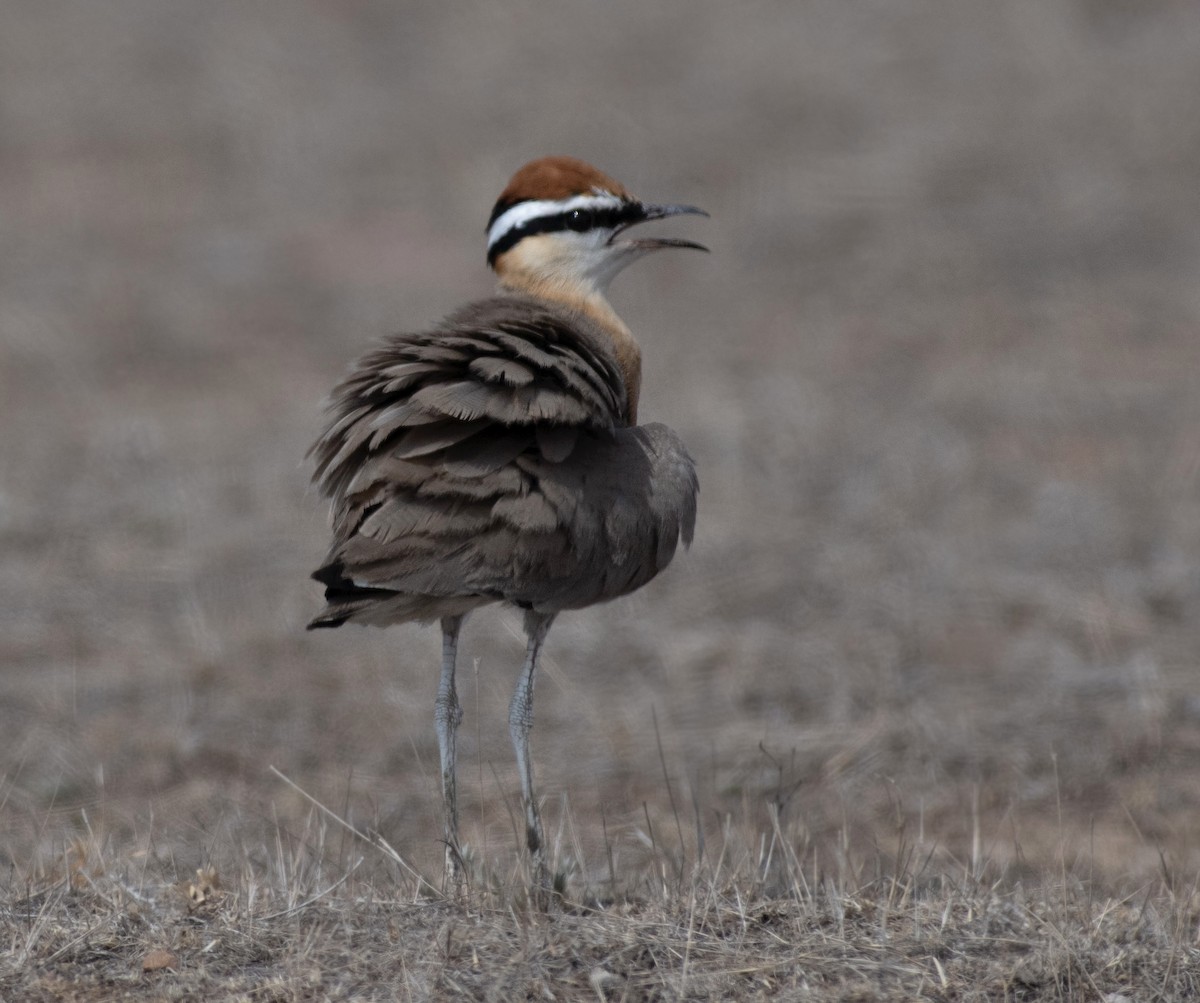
4 0 1200 999
5 789 1199 1001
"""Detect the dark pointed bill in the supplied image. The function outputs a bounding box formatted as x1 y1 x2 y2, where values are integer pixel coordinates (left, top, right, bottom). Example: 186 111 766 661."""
613 202 709 252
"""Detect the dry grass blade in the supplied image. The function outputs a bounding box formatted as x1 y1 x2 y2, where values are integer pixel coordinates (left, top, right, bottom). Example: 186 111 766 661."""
269 765 436 899
256 855 364 922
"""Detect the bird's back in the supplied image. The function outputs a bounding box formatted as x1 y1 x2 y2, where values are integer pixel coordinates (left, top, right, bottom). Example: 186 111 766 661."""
308 293 697 629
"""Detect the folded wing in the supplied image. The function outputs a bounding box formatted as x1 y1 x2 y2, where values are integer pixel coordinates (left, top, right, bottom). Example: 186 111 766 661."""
308 295 696 628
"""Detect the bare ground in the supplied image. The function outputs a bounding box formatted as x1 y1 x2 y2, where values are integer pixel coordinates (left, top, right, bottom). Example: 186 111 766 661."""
3 1 1200 998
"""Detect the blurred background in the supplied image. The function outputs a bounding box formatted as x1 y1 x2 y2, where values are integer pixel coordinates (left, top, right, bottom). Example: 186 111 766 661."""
3 1 1199 888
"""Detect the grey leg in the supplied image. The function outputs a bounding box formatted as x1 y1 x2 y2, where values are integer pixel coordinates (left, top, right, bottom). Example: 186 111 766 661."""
435 614 465 888
509 610 556 892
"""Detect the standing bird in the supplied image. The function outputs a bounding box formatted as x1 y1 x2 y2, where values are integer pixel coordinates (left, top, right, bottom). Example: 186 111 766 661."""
307 156 705 891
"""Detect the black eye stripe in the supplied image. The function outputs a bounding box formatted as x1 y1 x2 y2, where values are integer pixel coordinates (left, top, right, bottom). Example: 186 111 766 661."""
487 203 645 264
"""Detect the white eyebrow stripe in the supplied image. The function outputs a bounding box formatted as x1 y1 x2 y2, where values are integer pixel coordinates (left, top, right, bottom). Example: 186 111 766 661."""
486 192 626 251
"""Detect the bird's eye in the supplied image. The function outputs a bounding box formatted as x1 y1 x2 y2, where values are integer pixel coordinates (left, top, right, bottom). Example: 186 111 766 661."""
566 209 593 232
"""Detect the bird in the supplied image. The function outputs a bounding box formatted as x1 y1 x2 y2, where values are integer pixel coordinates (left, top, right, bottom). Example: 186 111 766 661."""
307 155 705 893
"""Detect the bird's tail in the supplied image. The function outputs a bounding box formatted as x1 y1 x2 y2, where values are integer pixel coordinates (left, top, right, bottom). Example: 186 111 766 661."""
306 561 398 630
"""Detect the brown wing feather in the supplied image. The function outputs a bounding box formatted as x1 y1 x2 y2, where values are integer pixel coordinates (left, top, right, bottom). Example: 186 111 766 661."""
310 295 624 500
308 295 695 629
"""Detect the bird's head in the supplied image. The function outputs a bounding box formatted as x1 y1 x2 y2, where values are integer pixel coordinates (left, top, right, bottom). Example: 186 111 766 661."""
485 156 708 300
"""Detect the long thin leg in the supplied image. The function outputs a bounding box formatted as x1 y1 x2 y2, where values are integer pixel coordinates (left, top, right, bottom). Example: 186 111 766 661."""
435 614 466 888
509 609 556 892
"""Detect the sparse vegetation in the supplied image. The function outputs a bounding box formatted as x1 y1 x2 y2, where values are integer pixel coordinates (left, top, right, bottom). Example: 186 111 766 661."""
4 1 1200 999
5 788 1200 1001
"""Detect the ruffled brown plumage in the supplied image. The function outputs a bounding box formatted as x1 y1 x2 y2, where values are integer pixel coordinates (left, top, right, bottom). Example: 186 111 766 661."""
308 293 697 629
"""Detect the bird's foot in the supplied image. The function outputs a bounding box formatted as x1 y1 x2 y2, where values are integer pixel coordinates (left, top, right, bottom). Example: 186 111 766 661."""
442 840 468 900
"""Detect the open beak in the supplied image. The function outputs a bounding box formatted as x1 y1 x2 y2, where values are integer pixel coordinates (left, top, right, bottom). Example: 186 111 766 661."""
613 202 709 252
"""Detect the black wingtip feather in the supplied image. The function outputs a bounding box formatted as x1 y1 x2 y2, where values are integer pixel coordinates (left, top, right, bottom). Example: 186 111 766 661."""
312 560 351 588
308 559 400 629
